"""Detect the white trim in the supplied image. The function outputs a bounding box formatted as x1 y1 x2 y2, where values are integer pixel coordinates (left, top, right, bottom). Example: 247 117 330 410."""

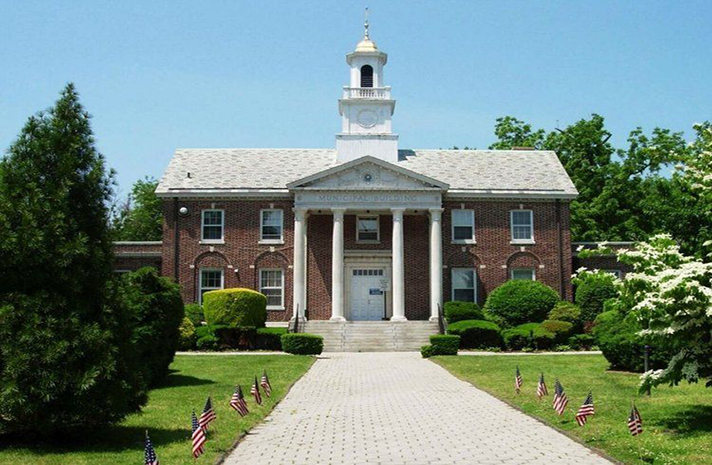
115 252 163 258
451 209 475 244
510 210 534 243
446 190 577 200
260 209 284 243
113 241 163 245
356 215 380 243
510 268 536 280
201 209 224 243
198 267 224 304
259 268 285 310
450 267 477 304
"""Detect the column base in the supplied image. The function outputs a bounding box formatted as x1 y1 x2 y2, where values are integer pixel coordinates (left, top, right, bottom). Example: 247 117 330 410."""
329 316 346 322
390 315 408 322
429 316 440 322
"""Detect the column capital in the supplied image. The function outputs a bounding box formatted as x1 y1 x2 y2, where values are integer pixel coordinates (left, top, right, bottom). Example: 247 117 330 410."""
331 208 346 218
390 207 405 217
293 208 308 220
428 208 444 220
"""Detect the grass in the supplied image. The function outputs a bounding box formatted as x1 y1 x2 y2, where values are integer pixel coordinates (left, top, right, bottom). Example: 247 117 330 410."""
434 354 712 465
0 354 315 464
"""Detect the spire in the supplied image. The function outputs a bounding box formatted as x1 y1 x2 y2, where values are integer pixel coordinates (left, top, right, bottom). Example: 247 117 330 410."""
355 7 378 52
364 7 370 40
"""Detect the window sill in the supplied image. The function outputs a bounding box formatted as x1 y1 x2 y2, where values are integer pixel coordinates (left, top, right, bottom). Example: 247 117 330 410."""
200 240 225 245
259 240 284 245
356 240 381 244
451 240 476 245
510 240 535 245
266 306 285 311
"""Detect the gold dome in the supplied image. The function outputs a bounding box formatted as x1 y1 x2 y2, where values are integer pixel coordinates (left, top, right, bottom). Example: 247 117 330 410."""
355 37 378 53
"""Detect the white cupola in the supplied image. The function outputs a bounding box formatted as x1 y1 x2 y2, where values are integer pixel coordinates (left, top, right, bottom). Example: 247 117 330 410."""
336 13 398 163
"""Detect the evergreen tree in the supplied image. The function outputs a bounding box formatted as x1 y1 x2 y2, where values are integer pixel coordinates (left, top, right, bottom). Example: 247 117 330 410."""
0 84 146 436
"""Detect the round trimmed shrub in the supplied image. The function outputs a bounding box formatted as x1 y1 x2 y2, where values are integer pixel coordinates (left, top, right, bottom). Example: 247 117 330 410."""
447 319 502 349
178 317 196 350
429 334 460 355
484 280 560 327
540 319 574 344
575 272 619 323
421 345 435 358
548 301 581 325
444 301 483 323
502 323 556 351
203 288 267 328
281 333 323 355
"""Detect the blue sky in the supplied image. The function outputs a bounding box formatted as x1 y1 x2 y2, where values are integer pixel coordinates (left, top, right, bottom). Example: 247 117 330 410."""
1 1 710 195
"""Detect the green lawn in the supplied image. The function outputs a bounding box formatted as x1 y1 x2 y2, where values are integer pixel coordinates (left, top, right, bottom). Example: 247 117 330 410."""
0 354 315 464
434 354 712 465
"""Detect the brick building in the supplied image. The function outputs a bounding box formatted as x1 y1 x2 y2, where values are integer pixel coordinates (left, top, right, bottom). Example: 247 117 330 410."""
148 28 582 326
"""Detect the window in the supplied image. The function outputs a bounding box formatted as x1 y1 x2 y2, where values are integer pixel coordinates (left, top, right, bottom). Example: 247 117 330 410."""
451 210 475 242
199 268 224 304
360 65 374 87
451 268 476 303
601 269 622 279
201 210 224 242
357 215 379 242
260 209 283 242
259 269 284 309
511 210 534 243
510 268 536 280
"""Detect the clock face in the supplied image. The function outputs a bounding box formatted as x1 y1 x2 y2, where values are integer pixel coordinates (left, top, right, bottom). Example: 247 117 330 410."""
357 109 378 128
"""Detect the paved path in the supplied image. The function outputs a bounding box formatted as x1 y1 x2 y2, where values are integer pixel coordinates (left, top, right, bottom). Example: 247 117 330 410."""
224 353 610 465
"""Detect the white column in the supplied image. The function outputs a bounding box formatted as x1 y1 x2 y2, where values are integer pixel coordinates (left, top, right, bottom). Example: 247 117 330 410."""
391 208 407 321
292 208 307 320
330 209 346 321
429 208 444 321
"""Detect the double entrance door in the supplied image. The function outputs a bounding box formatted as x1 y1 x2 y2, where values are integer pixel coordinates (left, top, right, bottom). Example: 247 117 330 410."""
350 268 386 321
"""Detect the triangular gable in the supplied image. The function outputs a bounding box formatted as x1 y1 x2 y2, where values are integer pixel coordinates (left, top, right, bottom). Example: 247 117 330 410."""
287 155 449 190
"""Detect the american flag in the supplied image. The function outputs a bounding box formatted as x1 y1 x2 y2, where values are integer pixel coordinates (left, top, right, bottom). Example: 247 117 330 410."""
575 392 595 426
191 411 206 458
628 405 643 436
251 376 262 405
536 373 548 399
199 396 216 432
552 379 568 415
230 384 249 417
515 366 523 394
144 432 159 465
261 369 272 397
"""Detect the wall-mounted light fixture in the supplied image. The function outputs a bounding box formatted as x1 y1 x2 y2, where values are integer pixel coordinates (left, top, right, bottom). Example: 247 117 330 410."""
178 206 189 216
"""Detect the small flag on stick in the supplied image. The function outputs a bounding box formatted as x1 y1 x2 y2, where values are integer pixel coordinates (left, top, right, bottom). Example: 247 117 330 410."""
515 366 523 394
230 385 249 417
144 431 159 465
575 392 595 426
251 376 262 405
536 373 548 399
261 370 272 397
199 396 216 432
552 379 568 415
191 411 207 458
628 405 643 436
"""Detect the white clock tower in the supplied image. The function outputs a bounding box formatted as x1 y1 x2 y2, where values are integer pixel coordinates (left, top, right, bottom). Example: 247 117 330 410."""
336 15 398 163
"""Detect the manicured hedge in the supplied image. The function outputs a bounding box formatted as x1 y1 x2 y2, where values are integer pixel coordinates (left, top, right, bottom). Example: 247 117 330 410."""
178 317 196 350
443 301 483 323
421 345 435 358
548 301 582 326
281 333 323 355
429 334 460 355
502 323 556 351
575 272 619 323
540 319 574 344
568 334 596 350
256 327 288 350
203 288 267 328
484 280 559 327
447 319 502 349
184 303 204 326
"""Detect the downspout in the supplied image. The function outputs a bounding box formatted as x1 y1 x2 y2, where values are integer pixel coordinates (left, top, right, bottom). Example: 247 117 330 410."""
556 199 565 299
173 198 180 283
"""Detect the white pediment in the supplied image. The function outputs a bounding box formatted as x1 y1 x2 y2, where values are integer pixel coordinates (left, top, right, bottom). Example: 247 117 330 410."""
287 156 448 191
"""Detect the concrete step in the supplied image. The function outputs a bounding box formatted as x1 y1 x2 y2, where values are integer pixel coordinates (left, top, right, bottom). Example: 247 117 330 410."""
303 320 439 352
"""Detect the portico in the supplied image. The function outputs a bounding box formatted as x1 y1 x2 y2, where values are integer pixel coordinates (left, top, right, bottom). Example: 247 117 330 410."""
287 157 448 323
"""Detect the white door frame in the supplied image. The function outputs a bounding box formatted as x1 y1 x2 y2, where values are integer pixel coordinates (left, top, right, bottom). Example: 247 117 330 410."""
344 253 392 321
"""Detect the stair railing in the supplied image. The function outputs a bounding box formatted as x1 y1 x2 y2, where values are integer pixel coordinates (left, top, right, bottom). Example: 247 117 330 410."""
437 303 446 334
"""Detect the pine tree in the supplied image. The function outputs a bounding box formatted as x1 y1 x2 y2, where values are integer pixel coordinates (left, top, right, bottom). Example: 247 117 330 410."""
0 84 146 436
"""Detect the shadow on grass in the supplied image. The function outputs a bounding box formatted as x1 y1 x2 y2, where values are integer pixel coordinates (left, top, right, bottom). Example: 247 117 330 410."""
154 372 216 389
656 405 712 437
0 424 188 455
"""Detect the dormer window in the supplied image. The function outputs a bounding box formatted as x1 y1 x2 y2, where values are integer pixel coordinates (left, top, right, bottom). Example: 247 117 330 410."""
360 65 374 87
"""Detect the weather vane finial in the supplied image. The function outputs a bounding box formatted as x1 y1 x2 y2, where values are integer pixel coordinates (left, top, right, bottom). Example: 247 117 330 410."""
364 7 370 39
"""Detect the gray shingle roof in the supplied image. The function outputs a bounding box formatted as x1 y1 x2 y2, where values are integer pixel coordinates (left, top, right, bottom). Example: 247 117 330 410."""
156 148 578 198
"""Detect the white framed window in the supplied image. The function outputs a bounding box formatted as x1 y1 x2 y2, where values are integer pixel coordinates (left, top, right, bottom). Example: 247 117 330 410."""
510 268 536 280
260 209 283 243
356 215 379 242
259 268 284 310
452 209 475 243
510 210 534 243
601 269 622 279
201 210 224 242
199 268 224 304
451 268 476 303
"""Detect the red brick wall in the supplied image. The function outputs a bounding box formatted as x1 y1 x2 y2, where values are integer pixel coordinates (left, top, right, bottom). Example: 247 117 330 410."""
113 242 162 272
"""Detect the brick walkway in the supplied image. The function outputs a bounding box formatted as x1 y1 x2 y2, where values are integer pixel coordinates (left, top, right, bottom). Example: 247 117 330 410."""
224 353 610 464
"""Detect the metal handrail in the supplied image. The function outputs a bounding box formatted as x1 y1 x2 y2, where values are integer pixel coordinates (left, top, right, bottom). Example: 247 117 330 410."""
437 303 446 335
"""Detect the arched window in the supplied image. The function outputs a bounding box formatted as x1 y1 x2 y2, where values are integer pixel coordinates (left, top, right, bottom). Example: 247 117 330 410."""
360 65 374 87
